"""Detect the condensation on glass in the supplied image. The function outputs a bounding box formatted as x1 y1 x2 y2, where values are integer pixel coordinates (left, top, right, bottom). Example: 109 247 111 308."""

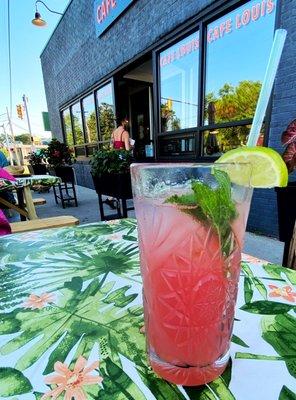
82 94 98 143
204 0 277 125
159 31 199 133
71 102 84 145
62 108 73 146
96 83 115 142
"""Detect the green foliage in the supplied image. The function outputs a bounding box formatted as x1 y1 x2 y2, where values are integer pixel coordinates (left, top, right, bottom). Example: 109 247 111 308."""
44 138 75 167
0 276 145 375
0 367 33 396
204 80 262 152
166 169 237 257
262 314 296 378
231 334 249 348
26 149 46 165
86 111 98 142
279 385 296 400
90 148 133 176
160 102 181 131
99 102 116 142
63 113 74 146
240 301 295 315
14 134 31 145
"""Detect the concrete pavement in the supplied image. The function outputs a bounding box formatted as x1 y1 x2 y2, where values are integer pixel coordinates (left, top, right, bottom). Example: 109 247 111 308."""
30 184 284 265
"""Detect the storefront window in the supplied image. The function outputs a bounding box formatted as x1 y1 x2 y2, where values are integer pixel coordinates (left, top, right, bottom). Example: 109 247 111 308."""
71 102 84 145
204 0 277 124
96 83 115 142
203 124 265 156
62 108 73 146
82 94 97 143
159 31 199 132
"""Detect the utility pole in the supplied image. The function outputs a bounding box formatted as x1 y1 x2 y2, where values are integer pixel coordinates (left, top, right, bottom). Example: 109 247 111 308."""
6 107 15 143
1 123 13 165
22 94 34 146
6 106 20 165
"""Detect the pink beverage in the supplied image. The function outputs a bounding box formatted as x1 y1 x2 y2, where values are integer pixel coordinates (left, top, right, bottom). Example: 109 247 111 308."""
131 164 252 386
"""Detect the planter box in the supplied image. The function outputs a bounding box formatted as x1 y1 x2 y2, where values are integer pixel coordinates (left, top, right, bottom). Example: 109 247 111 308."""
51 166 75 183
31 164 47 175
276 182 296 266
92 172 132 199
276 182 296 242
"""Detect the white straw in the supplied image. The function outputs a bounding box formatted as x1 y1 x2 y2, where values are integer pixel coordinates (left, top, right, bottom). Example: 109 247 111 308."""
247 29 287 147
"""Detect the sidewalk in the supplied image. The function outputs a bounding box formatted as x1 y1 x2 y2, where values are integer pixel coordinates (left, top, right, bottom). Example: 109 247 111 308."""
32 185 284 265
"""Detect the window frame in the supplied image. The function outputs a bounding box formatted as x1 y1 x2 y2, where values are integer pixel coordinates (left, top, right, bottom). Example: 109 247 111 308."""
152 0 279 160
60 78 116 158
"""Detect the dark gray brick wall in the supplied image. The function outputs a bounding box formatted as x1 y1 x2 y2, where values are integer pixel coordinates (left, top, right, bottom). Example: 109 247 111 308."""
247 0 296 237
41 0 296 238
41 0 214 139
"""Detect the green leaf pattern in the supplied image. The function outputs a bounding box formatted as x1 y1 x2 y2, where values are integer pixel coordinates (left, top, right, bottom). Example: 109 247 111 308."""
0 219 295 399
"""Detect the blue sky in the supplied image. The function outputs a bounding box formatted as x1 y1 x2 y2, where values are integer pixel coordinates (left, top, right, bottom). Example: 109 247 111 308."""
0 0 69 139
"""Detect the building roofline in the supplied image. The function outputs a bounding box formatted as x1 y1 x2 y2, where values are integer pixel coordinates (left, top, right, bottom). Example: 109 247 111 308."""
40 0 74 58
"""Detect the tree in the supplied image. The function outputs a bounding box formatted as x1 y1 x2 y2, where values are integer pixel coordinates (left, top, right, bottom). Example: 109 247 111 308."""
160 103 181 131
85 111 98 142
14 134 31 145
204 80 262 154
98 103 115 143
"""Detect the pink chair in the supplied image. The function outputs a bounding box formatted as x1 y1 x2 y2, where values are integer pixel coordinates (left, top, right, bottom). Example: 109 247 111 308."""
0 168 16 181
0 167 16 235
0 209 11 235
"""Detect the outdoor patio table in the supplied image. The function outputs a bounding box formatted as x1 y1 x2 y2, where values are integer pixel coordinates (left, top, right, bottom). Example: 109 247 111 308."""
0 174 61 220
0 218 295 399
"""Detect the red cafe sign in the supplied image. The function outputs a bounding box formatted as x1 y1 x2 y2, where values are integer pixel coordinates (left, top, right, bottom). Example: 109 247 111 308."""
207 0 275 43
96 0 117 24
94 0 135 37
160 0 275 67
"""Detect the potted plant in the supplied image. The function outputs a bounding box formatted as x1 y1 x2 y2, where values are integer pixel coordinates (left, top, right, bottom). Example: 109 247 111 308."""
26 150 47 175
276 119 296 265
44 139 75 181
90 149 133 199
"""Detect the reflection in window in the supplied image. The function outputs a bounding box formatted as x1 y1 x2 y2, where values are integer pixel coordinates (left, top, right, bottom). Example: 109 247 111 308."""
75 146 86 157
159 136 195 156
82 95 97 143
96 83 115 142
160 31 199 132
203 126 251 156
62 109 73 146
204 0 276 124
71 102 84 145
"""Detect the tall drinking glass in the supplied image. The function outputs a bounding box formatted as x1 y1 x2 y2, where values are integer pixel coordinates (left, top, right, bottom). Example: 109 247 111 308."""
131 163 253 386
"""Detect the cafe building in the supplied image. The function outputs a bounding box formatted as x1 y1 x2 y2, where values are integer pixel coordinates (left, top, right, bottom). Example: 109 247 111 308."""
41 0 296 237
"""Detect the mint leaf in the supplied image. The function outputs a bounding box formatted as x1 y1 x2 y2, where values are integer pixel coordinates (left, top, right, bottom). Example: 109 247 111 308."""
166 169 237 258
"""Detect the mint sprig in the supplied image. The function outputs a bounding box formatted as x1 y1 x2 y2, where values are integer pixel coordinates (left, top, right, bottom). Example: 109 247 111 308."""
165 169 238 257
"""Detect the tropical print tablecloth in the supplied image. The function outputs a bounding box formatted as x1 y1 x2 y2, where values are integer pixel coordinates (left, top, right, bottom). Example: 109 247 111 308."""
15 175 61 187
0 219 295 400
0 175 61 192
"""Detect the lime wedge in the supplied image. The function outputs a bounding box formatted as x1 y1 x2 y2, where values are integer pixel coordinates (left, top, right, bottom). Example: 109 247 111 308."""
216 147 288 188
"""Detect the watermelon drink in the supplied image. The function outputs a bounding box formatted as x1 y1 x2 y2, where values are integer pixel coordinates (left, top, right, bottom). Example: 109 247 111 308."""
131 163 253 386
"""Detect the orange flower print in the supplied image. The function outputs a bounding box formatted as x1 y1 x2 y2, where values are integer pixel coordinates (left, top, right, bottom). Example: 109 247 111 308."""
242 253 269 265
268 285 296 302
23 293 54 309
109 233 122 241
105 219 119 225
139 325 145 334
41 356 103 400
